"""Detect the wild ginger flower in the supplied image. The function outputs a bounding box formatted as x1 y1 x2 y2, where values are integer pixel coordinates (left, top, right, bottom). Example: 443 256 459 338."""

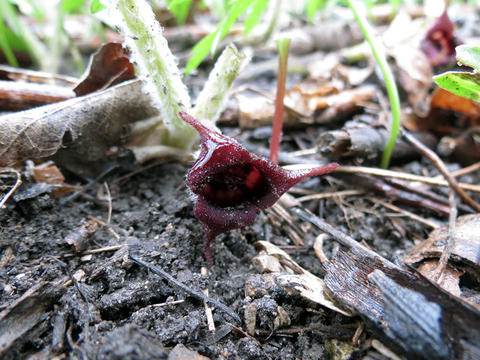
178 111 338 265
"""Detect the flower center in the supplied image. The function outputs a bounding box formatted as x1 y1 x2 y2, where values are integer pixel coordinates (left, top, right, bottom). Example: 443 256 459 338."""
203 164 267 208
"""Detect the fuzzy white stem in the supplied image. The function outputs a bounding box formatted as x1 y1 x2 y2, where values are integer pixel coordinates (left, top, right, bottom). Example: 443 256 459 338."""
193 44 249 124
106 0 195 148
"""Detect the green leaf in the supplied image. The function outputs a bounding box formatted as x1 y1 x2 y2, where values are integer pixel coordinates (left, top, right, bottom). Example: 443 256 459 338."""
185 0 251 73
62 0 86 14
0 17 19 67
185 32 216 74
433 72 480 102
244 0 270 35
167 0 193 25
456 45 480 72
91 0 106 13
305 0 328 22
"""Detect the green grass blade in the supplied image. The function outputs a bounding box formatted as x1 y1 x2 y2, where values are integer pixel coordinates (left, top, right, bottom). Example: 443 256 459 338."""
244 0 270 35
347 0 401 169
0 14 19 67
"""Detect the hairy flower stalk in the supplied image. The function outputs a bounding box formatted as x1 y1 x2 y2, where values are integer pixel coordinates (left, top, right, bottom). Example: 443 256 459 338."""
106 0 194 147
105 0 249 149
193 44 249 123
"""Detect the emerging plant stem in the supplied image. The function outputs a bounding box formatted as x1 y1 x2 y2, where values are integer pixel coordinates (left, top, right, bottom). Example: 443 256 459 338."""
270 37 291 164
106 0 195 148
193 44 249 123
347 0 401 169
105 0 249 150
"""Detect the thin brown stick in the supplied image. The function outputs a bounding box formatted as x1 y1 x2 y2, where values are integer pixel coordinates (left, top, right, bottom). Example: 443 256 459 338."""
0 169 22 208
284 164 480 193
401 129 480 212
201 267 216 333
86 215 121 241
433 190 457 282
441 161 480 179
103 181 112 225
297 190 366 203
62 245 125 258
372 199 441 229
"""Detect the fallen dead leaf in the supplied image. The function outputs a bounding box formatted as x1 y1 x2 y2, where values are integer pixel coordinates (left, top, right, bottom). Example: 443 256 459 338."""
0 79 158 176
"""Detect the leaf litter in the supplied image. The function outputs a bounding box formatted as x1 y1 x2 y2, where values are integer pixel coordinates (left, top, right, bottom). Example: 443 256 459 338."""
1 2 480 360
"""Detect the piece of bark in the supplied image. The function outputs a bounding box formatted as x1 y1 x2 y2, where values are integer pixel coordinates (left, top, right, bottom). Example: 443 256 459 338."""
324 249 480 360
318 124 438 161
0 80 75 111
0 64 78 87
0 79 158 176
64 220 99 252
417 260 464 297
0 280 67 358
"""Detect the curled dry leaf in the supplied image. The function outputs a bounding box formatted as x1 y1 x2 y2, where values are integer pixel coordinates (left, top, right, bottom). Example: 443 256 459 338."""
0 79 158 176
64 220 99 252
33 161 77 197
74 42 135 96
403 214 480 282
249 241 353 317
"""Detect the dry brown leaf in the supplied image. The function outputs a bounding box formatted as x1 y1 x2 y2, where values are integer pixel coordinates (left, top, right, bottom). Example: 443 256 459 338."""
404 214 480 281
0 79 158 175
74 43 135 96
431 87 480 119
251 241 353 316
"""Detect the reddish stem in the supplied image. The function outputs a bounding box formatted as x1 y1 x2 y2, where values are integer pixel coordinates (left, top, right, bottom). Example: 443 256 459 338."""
270 38 291 164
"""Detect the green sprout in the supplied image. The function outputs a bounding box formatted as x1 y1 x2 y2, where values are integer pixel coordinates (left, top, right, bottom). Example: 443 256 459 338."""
434 45 480 102
347 0 401 169
270 37 291 165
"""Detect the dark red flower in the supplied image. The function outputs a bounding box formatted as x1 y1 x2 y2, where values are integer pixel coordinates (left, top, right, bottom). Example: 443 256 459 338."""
178 111 338 265
423 10 463 66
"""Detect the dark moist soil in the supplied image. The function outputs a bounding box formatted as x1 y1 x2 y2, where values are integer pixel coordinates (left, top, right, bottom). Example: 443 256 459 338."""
0 156 454 360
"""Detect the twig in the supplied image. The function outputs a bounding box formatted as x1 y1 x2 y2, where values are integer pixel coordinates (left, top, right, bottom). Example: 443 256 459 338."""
129 255 241 325
47 256 87 303
201 267 216 333
433 190 457 282
111 157 182 185
147 299 184 308
401 129 480 212
103 181 112 225
317 165 480 193
296 190 366 203
86 215 121 241
371 339 403 360
62 245 125 258
0 168 22 208
372 199 441 229
439 161 480 179
313 234 329 264
287 204 395 266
